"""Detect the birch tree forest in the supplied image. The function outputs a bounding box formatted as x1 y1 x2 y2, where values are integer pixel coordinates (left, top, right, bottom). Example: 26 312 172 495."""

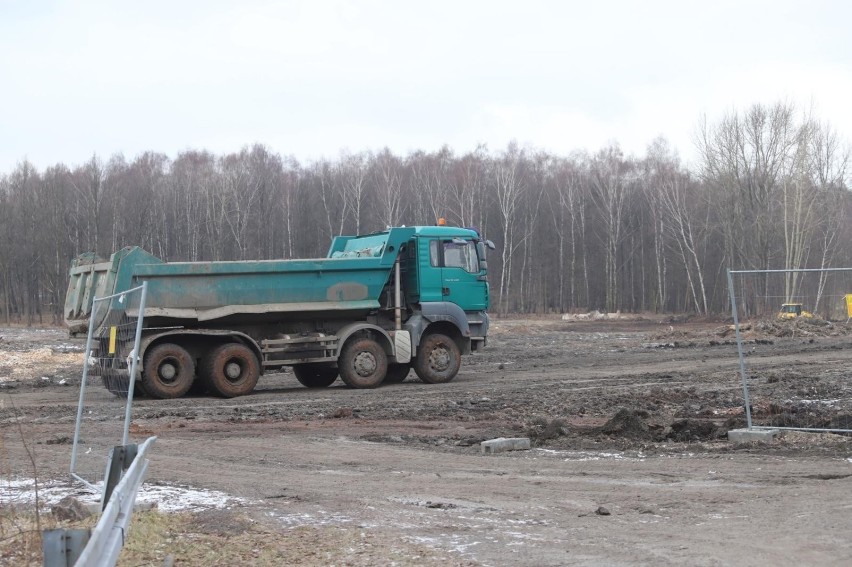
1 102 850 324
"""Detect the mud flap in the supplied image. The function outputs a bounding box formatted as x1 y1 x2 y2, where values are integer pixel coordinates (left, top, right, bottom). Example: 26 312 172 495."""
392 330 412 364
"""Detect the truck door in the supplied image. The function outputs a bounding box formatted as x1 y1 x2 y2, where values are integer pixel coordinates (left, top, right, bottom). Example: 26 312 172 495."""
439 238 488 311
416 238 446 303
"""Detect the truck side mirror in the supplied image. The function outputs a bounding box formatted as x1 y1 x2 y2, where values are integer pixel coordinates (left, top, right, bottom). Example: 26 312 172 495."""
485 240 496 250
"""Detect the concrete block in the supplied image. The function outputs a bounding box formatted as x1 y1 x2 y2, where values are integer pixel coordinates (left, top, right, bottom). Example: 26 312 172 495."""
727 428 782 443
481 437 531 454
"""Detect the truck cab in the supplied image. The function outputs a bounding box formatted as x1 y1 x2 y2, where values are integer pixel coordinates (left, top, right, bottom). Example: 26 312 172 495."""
399 227 490 353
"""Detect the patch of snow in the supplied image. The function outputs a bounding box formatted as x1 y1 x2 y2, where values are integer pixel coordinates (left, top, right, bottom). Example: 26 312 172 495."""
0 477 249 512
787 398 841 406
532 448 647 462
268 509 356 528
138 483 248 512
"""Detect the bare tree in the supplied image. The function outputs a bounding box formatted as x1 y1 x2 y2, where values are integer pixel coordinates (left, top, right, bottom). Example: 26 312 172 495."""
166 151 216 260
371 148 406 228
660 173 710 315
517 151 548 312
409 147 453 224
809 120 849 310
780 119 819 301
448 145 488 228
279 156 300 258
641 138 671 312
312 159 344 240
70 156 107 255
493 142 528 314
589 145 631 312
337 151 370 235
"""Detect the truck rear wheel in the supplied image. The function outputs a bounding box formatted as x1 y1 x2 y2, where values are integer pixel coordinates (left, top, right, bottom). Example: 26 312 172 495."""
338 337 387 389
383 363 411 384
142 343 195 399
293 364 338 388
413 333 461 384
200 343 260 398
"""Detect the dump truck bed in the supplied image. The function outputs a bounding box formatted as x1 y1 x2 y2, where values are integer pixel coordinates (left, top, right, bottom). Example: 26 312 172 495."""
65 228 417 334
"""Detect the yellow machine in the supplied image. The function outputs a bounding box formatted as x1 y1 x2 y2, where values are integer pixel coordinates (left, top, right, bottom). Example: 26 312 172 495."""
778 303 813 320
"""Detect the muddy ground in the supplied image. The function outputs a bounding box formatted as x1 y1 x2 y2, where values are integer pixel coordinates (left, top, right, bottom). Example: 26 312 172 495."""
1 317 851 566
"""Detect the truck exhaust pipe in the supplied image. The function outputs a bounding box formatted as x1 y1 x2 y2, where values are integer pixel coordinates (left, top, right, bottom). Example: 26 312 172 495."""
394 254 402 330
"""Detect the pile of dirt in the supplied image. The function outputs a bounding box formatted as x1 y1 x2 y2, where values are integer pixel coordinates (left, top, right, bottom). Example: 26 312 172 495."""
667 419 719 442
658 318 851 342
649 329 698 341
749 318 847 338
600 409 653 439
594 410 733 443
527 416 569 440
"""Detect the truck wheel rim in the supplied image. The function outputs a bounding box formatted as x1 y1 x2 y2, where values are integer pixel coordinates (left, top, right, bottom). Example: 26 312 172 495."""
353 352 377 377
159 362 177 382
225 361 242 380
429 347 450 372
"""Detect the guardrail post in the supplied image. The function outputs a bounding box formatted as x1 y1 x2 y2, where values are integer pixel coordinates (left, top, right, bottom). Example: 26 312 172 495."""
101 443 139 511
73 437 156 567
43 529 90 567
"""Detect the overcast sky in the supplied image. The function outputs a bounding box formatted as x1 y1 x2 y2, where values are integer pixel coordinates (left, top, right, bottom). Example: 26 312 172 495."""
1 0 850 172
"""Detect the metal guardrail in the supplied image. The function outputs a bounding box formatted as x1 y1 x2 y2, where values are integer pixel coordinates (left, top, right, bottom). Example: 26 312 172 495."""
44 436 157 567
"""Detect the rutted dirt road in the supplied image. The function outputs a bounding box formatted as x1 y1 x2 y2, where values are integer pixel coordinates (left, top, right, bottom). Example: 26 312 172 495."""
2 318 851 565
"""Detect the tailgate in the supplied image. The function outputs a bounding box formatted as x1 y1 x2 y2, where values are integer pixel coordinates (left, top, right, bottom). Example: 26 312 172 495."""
64 255 116 336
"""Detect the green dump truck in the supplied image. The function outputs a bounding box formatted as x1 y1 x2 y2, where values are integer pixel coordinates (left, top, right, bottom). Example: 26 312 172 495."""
65 225 492 399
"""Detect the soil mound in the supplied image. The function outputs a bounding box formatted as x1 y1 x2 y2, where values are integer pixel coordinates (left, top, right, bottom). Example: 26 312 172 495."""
649 328 698 341
667 419 718 441
600 409 651 439
750 318 845 338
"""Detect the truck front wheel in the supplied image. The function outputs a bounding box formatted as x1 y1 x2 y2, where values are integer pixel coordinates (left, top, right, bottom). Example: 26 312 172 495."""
338 337 387 389
293 364 338 388
414 333 461 384
200 343 260 398
142 343 195 399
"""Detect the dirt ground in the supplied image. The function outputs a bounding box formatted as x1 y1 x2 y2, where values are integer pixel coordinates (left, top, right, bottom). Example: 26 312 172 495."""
1 317 851 566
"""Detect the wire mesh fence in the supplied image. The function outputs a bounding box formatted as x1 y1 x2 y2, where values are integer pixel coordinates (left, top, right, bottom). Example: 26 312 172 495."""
727 268 852 433
71 283 147 491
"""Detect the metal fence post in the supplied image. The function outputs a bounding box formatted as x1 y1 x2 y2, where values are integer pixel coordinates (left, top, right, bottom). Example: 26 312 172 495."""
101 444 139 511
727 269 753 429
122 281 147 445
42 529 90 567
70 300 100 477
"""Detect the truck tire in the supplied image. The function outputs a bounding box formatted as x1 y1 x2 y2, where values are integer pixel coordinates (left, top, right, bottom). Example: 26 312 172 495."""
200 343 260 398
142 343 195 399
338 337 387 389
293 364 338 388
101 369 145 399
413 333 461 384
383 363 411 384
